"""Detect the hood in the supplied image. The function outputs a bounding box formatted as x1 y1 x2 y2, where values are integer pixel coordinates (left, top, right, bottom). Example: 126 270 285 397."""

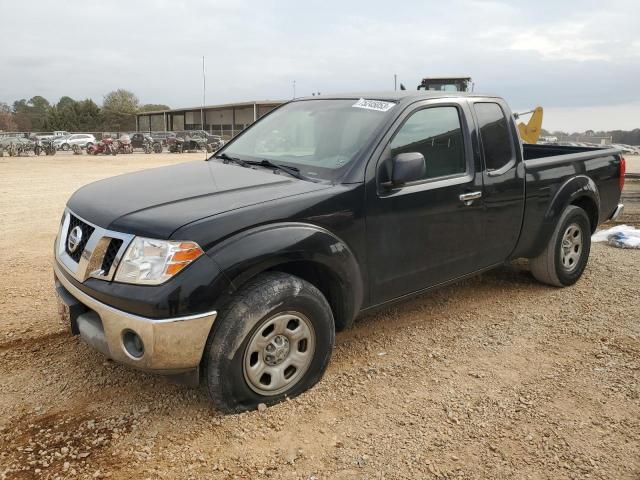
67 160 331 238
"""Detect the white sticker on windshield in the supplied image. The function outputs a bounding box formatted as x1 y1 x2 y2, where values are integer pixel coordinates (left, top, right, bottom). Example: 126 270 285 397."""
352 98 395 112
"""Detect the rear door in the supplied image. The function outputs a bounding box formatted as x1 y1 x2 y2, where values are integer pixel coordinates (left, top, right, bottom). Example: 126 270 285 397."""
366 99 485 304
470 100 525 263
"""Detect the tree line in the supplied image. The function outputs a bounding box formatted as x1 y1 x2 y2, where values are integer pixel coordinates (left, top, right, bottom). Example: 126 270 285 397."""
0 89 169 133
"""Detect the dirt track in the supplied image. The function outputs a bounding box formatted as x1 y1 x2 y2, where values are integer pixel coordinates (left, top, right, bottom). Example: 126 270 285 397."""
0 153 638 479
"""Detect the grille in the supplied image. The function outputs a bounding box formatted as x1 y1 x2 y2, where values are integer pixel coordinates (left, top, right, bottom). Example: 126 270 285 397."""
100 238 123 274
65 215 95 262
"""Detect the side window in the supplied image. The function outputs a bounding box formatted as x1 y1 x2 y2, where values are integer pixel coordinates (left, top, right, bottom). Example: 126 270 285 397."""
389 106 466 181
474 102 514 171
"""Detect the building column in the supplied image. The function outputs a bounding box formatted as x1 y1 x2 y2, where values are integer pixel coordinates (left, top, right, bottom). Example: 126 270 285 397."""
253 103 257 122
231 107 235 137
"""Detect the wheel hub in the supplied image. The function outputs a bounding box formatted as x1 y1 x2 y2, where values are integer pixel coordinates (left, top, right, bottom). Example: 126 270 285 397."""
243 311 316 396
560 223 582 271
264 335 290 366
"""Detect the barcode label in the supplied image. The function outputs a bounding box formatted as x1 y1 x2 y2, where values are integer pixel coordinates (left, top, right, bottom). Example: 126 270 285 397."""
352 98 395 112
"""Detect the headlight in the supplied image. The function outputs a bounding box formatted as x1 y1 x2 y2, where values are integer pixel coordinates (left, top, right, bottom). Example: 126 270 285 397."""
114 237 204 285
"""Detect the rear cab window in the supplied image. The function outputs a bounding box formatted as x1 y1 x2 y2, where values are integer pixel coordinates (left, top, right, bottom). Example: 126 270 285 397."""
473 102 515 173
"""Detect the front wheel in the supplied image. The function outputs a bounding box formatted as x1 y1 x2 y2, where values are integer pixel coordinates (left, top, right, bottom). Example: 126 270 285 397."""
203 272 335 413
529 205 591 287
61 143 70 151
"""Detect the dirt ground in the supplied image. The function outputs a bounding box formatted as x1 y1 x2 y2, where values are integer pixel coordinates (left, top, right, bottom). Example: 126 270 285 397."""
0 153 638 480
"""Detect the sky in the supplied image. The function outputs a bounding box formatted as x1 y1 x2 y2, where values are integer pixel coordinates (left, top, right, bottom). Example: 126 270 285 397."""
1 0 638 132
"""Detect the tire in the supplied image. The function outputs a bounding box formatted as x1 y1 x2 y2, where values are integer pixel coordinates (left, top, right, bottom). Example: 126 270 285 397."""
86 142 93 150
61 143 70 151
203 272 335 413
529 205 591 287
153 143 162 154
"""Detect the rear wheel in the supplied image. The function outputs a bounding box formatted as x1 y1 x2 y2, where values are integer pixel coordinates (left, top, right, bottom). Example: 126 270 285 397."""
203 272 335 413
61 143 70 151
529 205 591 287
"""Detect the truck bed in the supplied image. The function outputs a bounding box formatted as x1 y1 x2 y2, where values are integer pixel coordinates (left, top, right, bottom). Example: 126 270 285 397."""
523 143 618 162
511 144 623 259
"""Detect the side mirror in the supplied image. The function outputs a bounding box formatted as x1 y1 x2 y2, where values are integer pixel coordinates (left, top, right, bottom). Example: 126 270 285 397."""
389 152 426 187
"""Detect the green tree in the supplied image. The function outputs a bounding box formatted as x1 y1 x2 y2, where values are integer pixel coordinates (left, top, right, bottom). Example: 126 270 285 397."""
0 102 17 131
140 104 170 112
102 89 139 130
12 96 51 131
76 99 102 131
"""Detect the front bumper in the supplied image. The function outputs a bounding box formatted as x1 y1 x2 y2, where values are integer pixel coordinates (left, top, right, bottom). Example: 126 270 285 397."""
54 261 217 373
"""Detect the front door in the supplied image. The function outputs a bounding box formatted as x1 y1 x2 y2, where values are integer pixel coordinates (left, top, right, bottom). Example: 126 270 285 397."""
366 100 485 304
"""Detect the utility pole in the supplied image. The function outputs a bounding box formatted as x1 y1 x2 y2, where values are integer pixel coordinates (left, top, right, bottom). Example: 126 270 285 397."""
201 56 206 129
202 56 207 158
293 80 296 99
394 74 397 91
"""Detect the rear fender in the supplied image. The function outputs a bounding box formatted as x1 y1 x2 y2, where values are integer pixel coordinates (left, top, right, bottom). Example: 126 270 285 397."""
207 222 363 329
530 175 600 257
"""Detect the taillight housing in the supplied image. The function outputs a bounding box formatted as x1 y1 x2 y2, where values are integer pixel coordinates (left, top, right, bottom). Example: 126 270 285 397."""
619 155 626 191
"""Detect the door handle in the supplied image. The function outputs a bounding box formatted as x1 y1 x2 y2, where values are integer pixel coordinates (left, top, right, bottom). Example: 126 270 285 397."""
459 191 482 206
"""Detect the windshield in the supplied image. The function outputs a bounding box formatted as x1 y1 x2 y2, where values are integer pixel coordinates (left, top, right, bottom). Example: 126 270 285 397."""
219 99 394 181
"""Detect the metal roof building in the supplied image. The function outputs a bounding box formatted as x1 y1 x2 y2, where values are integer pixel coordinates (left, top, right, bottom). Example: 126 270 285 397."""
136 100 285 139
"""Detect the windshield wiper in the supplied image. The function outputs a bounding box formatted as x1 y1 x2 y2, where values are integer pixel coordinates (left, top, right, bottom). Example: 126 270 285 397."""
244 159 319 182
214 152 248 167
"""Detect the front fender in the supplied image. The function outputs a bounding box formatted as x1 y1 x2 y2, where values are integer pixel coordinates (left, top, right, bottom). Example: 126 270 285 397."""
207 222 364 328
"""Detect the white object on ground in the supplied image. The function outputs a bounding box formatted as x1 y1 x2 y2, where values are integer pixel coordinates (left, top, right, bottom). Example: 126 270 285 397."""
592 225 640 249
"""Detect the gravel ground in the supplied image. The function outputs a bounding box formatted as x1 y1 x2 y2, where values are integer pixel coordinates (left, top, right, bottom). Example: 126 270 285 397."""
0 154 638 480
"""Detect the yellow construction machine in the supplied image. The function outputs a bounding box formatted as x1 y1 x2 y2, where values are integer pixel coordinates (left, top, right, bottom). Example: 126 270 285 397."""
514 106 544 144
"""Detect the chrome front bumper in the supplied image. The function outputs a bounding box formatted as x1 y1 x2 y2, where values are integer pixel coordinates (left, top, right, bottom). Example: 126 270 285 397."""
54 262 217 373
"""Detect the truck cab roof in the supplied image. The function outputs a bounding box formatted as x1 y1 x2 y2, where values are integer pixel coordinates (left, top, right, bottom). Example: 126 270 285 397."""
294 91 498 103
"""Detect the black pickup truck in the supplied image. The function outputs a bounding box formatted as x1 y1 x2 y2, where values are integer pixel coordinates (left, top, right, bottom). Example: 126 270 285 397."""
54 91 625 412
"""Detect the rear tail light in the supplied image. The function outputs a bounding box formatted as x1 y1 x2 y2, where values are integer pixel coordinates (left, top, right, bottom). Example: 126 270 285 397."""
619 155 626 190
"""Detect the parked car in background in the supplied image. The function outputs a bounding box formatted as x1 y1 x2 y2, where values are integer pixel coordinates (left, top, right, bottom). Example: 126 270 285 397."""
129 133 163 153
0 135 34 156
166 132 213 153
177 130 225 150
34 131 71 141
149 132 176 145
54 133 96 151
612 144 636 154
